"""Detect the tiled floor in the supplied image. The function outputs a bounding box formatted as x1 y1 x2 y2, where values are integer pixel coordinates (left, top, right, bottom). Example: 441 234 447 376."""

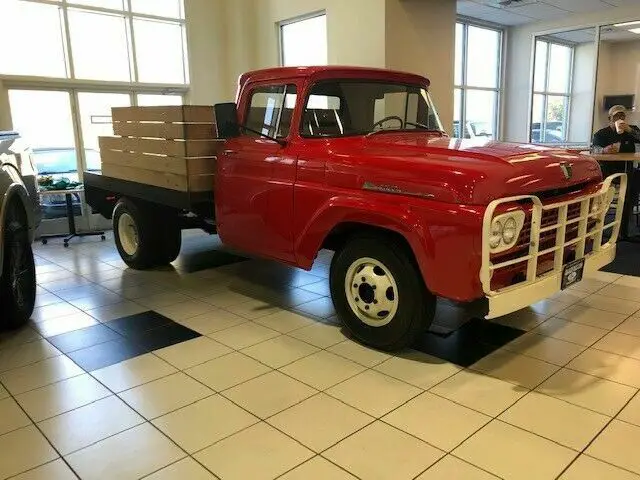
1 231 640 479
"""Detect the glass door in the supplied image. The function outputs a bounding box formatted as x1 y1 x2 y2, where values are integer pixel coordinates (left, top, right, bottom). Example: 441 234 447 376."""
76 91 132 230
8 89 81 236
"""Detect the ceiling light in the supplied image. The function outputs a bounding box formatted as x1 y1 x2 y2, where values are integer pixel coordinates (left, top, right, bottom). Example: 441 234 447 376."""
630 28 640 34
614 21 640 27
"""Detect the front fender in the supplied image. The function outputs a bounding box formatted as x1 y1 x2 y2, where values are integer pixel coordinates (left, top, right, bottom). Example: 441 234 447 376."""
0 166 34 274
295 193 435 281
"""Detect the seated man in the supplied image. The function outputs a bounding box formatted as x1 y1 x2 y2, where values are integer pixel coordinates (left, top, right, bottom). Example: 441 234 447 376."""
593 105 640 155
592 105 640 237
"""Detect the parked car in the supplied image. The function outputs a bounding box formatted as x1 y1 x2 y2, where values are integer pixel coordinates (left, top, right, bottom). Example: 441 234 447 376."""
531 129 565 144
33 148 101 219
0 131 41 329
85 66 626 351
453 120 493 139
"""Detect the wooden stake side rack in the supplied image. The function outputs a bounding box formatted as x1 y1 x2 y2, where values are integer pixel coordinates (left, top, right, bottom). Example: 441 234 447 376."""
99 105 224 194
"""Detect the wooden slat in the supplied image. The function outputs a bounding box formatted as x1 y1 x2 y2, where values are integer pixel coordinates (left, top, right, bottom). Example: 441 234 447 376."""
111 105 214 123
112 121 216 140
102 163 215 192
100 149 216 176
99 136 224 158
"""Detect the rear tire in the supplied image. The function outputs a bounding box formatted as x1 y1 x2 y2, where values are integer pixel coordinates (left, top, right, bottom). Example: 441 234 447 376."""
330 235 435 351
158 218 182 264
113 198 160 270
0 204 36 330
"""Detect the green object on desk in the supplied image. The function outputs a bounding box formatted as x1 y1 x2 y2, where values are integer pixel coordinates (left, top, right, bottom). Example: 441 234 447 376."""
37 176 82 191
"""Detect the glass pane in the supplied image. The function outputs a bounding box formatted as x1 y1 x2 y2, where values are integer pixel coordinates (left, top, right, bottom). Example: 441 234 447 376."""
77 92 131 173
69 10 131 81
131 0 183 18
464 89 497 140
548 43 572 94
453 88 462 137
134 19 185 83
455 23 463 86
533 41 548 92
466 26 500 89
68 0 124 9
544 95 568 142
246 85 298 138
137 94 184 106
9 90 78 220
0 2 67 77
281 15 327 66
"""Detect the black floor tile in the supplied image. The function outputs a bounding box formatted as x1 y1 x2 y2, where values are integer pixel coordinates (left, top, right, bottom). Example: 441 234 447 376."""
48 324 123 354
413 318 525 368
602 241 640 277
67 337 150 372
106 311 173 337
131 323 201 352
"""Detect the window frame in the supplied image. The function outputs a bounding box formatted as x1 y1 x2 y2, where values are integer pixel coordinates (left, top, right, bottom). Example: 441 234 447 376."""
244 83 298 140
454 18 505 141
278 11 327 67
529 38 575 144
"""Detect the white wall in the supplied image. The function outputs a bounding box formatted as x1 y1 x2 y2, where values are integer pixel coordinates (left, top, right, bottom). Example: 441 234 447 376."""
594 39 640 130
0 81 11 131
504 4 640 142
568 41 596 143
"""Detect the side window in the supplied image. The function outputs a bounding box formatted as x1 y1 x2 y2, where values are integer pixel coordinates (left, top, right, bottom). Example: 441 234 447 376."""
245 84 297 138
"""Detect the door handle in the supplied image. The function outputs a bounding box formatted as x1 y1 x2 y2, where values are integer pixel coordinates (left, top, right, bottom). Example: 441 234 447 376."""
223 150 238 156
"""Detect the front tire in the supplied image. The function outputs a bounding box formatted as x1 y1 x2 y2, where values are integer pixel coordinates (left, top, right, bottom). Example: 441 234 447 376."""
0 205 36 330
330 236 435 351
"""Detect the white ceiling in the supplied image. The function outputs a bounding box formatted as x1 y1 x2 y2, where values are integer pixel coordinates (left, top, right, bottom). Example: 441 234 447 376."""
457 0 640 26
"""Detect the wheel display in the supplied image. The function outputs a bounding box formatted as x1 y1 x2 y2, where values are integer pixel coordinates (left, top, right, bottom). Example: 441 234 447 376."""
0 203 36 330
330 235 435 351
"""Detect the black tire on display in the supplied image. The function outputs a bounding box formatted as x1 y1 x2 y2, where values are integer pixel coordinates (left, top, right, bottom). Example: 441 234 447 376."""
0 202 36 330
330 235 435 351
158 218 182 264
113 198 163 270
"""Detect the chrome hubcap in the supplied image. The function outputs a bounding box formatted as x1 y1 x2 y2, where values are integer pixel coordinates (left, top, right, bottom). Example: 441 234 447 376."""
344 257 398 327
118 213 139 256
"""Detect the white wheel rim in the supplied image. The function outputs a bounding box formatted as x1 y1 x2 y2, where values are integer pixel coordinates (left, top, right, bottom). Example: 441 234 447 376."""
344 257 399 327
118 213 139 256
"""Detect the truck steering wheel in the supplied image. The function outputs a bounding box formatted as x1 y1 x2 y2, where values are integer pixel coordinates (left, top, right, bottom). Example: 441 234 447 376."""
372 116 404 130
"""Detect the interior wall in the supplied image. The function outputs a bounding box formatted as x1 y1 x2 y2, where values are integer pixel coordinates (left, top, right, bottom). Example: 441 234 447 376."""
568 41 596 143
385 0 456 131
504 4 640 143
594 39 640 130
0 81 11 131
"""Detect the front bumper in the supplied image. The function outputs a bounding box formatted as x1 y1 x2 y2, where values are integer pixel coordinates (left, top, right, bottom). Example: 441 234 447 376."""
481 173 627 320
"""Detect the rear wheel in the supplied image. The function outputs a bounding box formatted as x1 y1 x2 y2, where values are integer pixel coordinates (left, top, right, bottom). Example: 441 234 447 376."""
0 203 36 330
330 235 435 351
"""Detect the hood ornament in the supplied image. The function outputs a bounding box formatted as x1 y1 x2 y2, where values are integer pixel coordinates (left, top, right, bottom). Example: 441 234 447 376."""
559 162 573 180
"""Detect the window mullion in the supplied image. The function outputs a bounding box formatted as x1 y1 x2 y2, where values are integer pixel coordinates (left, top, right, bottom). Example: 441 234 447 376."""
60 3 76 79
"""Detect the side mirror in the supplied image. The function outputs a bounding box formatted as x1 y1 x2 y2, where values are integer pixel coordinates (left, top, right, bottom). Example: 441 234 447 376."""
214 102 240 139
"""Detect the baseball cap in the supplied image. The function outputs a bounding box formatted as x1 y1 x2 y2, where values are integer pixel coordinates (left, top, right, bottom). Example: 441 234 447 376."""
609 105 627 117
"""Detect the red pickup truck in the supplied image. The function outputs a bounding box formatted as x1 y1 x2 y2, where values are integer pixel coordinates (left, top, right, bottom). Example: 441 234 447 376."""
85 66 627 351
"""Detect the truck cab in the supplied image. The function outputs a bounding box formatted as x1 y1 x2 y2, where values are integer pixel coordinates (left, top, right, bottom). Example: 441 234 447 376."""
85 66 627 351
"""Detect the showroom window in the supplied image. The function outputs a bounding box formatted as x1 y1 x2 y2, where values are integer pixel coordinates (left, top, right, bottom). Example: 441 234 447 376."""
280 13 328 67
453 21 503 140
2 0 187 232
531 39 574 143
0 0 188 84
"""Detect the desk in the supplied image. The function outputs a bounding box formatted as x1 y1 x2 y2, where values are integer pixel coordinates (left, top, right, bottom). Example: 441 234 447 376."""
39 188 105 248
583 152 640 242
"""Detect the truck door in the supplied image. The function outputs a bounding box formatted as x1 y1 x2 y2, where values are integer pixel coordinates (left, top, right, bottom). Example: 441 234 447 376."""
216 83 298 263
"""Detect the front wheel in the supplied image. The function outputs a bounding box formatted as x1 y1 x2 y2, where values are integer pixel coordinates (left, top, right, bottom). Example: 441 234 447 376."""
330 236 435 351
0 205 36 330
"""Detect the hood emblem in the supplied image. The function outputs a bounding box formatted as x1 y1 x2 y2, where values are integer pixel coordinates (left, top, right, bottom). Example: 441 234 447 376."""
559 162 573 180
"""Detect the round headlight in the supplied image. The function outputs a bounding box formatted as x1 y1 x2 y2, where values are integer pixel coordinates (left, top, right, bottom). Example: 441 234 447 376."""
490 220 503 249
502 217 517 244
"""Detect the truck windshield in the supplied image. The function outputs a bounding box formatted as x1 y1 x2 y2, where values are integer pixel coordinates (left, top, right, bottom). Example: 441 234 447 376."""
301 80 443 137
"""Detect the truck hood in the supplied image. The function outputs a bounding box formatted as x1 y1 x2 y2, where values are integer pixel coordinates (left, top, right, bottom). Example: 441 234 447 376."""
326 134 602 205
